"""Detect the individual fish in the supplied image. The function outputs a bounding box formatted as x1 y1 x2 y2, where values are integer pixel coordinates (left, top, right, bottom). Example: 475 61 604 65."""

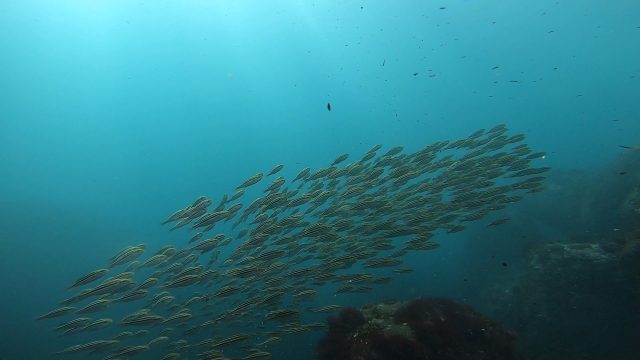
255 337 281 347
77 278 133 300
138 254 167 269
161 208 188 224
211 333 250 347
114 289 148 303
162 353 181 360
36 306 76 320
618 144 640 150
225 265 260 278
173 264 203 278
169 217 194 231
488 217 511 226
164 311 192 324
121 309 150 323
264 176 286 193
335 285 373 294
292 289 318 301
367 144 382 153
360 151 376 162
265 309 299 321
310 304 343 313
76 299 111 314
237 172 264 189
52 340 119 356
104 345 150 360
137 277 158 290
151 295 175 307
268 164 284 176
67 269 109 290
120 314 165 327
191 237 222 253
55 317 93 332
383 146 404 156
363 257 402 268
254 249 286 262
189 195 210 208
212 285 243 298
229 189 246 202
109 245 146 268
148 336 169 347
125 261 140 272
189 232 204 243
112 271 135 280
331 153 349 166
84 318 113 332
298 223 332 237
217 193 229 206
163 274 201 288
292 168 310 182
133 329 149 337
242 351 272 359
192 211 229 229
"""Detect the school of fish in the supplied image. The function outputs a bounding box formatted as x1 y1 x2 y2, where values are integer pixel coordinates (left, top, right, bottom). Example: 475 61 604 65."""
38 125 548 360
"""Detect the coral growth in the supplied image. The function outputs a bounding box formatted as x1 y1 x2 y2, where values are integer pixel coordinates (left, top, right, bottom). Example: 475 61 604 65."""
316 297 520 360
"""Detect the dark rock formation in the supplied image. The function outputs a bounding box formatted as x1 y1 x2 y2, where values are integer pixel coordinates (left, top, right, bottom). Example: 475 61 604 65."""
316 297 520 360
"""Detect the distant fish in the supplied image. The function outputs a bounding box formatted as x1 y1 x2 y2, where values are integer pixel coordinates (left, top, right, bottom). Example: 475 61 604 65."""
488 217 511 226
327 102 331 111
242 351 272 359
619 144 639 150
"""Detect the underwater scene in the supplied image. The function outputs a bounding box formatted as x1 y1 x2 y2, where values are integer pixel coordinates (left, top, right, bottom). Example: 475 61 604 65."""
1 1 639 359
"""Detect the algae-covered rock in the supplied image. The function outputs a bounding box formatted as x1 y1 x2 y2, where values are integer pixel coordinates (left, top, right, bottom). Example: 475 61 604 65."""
316 297 520 360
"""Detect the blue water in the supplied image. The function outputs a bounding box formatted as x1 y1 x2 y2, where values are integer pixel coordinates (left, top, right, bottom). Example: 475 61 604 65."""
1 1 639 359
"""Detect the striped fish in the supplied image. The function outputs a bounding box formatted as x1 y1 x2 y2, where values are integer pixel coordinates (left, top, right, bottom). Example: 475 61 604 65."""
109 245 145 268
67 269 109 289
236 172 264 189
211 333 250 347
36 306 76 320
163 274 201 289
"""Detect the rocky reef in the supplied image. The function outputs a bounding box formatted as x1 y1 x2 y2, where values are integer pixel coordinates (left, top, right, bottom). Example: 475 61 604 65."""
316 297 520 360
477 149 640 359
485 235 640 359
